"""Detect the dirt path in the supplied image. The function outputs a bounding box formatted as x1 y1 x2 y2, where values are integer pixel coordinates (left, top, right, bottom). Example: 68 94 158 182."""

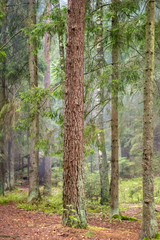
0 202 144 240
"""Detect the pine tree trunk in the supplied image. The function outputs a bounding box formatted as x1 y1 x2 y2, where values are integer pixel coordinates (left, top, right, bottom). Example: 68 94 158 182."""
62 0 87 228
110 0 119 217
96 0 109 205
43 0 52 196
28 0 40 202
138 1 158 239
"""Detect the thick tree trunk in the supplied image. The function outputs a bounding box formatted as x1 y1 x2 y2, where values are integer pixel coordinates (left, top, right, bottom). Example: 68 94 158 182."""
62 0 87 228
138 1 158 239
43 0 52 196
110 0 120 217
96 0 109 205
28 0 40 202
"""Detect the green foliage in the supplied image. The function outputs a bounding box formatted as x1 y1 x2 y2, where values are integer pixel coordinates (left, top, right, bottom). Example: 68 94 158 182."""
85 169 100 201
85 231 95 238
18 188 62 214
15 84 60 131
0 189 27 204
0 50 6 60
63 204 81 228
84 122 101 156
119 178 142 203
121 215 139 221
23 4 67 51
86 199 109 214
0 0 5 25
119 177 160 204
112 214 121 220
51 166 63 187
119 157 134 177
143 233 160 240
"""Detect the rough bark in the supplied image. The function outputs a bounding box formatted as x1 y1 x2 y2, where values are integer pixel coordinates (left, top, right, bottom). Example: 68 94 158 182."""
110 0 120 217
96 0 109 205
138 1 158 239
43 0 52 196
62 0 87 228
28 0 40 202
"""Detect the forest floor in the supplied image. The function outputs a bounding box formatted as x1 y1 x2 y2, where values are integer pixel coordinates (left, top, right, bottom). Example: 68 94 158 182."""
1 191 160 240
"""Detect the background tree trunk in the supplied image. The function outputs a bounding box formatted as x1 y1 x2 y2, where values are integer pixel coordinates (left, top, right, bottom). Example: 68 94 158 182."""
28 0 40 202
57 0 65 73
43 0 52 196
96 0 109 205
110 0 120 217
62 0 87 228
139 0 158 239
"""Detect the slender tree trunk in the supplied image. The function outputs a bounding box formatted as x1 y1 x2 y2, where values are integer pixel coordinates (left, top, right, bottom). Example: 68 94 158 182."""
62 0 87 228
110 0 120 217
138 1 158 239
43 0 52 196
0 89 5 193
10 138 15 189
0 24 9 193
0 157 4 195
28 0 40 202
96 0 109 205
57 0 65 72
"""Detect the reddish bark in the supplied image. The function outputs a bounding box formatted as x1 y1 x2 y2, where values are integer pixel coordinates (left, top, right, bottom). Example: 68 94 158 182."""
63 0 87 228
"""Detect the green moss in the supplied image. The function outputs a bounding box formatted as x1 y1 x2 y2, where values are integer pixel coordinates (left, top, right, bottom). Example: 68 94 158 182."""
88 225 106 231
121 215 140 221
85 231 94 237
112 214 121 220
143 233 160 240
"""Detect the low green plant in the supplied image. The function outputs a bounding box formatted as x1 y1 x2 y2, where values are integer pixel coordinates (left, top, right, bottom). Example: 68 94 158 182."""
85 231 94 237
121 215 139 221
143 233 160 240
63 204 81 228
18 189 62 214
86 199 109 213
0 189 27 204
119 177 142 203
